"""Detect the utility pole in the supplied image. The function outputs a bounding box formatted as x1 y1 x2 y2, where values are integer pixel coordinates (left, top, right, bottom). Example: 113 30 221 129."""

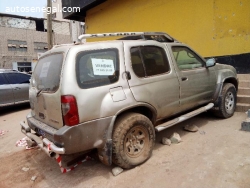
47 0 53 50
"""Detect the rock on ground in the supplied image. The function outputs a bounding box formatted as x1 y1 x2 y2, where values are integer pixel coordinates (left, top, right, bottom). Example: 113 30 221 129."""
162 137 171 145
170 132 181 144
112 167 123 176
184 125 199 132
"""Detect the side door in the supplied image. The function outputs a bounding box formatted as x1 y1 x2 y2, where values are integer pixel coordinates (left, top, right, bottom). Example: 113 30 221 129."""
5 72 30 103
124 41 180 120
170 45 216 111
0 73 14 106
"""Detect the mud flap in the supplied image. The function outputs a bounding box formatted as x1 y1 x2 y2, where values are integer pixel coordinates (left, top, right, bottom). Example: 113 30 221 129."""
98 139 112 166
213 95 222 109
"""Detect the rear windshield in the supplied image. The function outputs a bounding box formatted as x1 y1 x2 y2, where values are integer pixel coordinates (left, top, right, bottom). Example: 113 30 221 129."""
32 53 63 92
76 49 119 89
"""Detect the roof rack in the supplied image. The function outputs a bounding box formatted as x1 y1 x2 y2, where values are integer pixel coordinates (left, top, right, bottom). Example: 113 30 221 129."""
78 32 178 43
78 32 144 41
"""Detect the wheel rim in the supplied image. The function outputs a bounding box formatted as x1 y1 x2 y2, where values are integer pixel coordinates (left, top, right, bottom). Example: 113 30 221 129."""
124 125 149 158
225 91 235 113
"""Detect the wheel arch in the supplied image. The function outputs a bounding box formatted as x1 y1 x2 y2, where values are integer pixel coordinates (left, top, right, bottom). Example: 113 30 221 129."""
223 77 238 91
213 76 238 107
115 104 157 125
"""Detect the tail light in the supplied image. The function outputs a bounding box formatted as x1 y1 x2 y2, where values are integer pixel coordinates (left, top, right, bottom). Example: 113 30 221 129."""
61 95 79 126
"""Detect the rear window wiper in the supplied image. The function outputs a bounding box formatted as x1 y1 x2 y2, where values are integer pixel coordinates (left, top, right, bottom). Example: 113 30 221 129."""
36 88 49 97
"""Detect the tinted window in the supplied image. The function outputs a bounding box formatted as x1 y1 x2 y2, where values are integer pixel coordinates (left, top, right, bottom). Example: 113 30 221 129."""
5 73 30 84
131 46 170 77
76 49 119 89
130 47 145 77
0 74 9 85
172 46 204 70
32 53 63 92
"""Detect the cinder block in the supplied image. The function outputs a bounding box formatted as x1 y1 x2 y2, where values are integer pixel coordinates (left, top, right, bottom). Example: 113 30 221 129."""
241 118 250 132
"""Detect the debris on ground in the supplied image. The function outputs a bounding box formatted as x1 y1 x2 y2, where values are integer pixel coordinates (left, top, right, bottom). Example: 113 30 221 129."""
241 110 250 132
22 167 30 172
170 132 182 144
16 137 39 150
16 137 28 147
241 118 250 132
162 137 171 146
0 130 8 136
184 125 199 132
112 167 124 176
55 154 94 173
31 176 37 181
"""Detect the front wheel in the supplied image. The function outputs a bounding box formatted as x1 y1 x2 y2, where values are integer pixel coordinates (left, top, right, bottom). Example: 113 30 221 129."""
112 113 155 169
214 83 237 118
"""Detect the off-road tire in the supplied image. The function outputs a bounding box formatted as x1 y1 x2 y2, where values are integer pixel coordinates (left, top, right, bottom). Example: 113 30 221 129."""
214 83 236 118
112 113 155 169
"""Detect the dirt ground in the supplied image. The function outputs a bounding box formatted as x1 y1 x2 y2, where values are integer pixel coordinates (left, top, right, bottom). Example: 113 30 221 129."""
0 105 250 188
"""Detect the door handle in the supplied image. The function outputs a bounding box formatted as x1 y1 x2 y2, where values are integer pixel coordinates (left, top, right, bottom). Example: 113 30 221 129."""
181 77 188 81
14 87 21 90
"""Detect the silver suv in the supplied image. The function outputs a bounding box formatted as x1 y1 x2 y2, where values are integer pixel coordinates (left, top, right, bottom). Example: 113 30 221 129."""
21 32 238 169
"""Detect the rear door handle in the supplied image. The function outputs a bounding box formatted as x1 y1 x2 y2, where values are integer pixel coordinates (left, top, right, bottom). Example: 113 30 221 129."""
14 87 21 90
181 77 188 81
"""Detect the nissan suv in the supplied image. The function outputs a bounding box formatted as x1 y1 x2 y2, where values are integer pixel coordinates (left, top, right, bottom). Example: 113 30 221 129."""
21 32 238 169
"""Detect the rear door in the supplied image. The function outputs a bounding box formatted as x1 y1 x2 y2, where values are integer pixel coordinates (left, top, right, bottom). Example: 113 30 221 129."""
5 72 30 103
30 53 64 129
124 41 180 119
171 45 216 110
0 73 14 106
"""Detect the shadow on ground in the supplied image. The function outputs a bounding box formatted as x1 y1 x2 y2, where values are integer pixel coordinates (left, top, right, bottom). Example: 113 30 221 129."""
0 103 30 116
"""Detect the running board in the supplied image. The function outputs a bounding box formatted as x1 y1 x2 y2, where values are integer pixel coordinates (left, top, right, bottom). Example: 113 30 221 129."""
155 103 214 132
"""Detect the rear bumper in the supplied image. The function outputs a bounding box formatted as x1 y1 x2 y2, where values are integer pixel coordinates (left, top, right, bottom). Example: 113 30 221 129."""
20 112 114 155
21 121 65 156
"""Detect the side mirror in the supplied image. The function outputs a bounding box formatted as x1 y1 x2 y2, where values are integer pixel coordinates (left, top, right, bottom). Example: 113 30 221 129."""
205 58 216 68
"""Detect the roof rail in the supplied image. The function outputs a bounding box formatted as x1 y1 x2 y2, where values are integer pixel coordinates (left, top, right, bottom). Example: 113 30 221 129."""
52 43 76 49
78 32 144 41
78 32 178 43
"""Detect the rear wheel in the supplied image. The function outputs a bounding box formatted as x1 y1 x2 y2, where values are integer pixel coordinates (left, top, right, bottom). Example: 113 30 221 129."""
214 83 236 118
112 113 155 169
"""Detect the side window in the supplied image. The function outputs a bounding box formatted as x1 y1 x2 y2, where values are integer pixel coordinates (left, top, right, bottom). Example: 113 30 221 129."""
172 46 204 70
0 74 9 85
5 73 30 84
130 47 146 77
76 48 119 89
130 46 170 77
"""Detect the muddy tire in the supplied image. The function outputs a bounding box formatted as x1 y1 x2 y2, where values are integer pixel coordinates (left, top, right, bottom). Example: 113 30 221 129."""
214 83 236 118
112 113 155 169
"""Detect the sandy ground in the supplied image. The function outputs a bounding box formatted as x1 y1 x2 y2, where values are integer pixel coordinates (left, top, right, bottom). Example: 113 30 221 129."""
0 105 250 188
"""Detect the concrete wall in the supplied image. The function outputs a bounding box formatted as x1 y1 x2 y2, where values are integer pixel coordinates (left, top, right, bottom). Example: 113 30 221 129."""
0 16 36 30
44 20 70 35
84 0 250 58
0 26 71 69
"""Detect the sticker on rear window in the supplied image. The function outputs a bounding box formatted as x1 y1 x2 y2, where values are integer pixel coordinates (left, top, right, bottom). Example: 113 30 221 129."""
91 58 115 75
39 62 51 78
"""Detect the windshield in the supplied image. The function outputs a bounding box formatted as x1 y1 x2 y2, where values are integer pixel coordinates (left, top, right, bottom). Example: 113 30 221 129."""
32 53 63 92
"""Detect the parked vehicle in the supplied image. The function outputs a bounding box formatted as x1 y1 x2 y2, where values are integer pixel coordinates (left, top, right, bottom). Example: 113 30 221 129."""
0 69 30 107
21 32 238 169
